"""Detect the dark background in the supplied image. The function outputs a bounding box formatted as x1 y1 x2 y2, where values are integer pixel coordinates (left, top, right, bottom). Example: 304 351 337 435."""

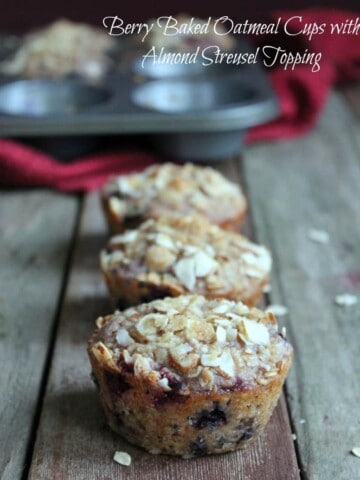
1 0 359 32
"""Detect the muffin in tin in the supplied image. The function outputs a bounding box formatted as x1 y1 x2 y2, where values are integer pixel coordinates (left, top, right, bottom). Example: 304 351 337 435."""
0 19 115 80
101 163 247 233
88 295 293 457
100 215 271 307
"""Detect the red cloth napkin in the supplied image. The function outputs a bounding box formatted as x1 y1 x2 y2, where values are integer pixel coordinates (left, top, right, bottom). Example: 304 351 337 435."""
0 141 157 191
248 8 359 142
1 8 359 191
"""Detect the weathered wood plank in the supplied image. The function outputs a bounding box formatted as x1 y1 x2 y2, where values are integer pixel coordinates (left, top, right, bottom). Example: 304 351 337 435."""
0 191 78 480
243 91 360 480
29 183 299 479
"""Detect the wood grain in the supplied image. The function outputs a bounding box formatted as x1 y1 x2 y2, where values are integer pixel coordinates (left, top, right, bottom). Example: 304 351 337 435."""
0 191 78 480
29 186 299 479
243 92 360 480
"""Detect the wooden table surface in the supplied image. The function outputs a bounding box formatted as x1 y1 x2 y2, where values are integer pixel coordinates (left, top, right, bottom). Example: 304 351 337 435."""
1 88 359 480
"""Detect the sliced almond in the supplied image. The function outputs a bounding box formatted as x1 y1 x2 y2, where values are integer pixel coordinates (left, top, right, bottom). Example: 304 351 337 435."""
154 347 168 364
145 245 176 271
201 174 229 196
206 275 225 291
217 351 235 378
182 245 199 257
117 174 140 194
122 349 132 364
307 228 330 244
216 325 227 343
212 302 231 314
152 299 177 314
169 348 199 372
199 367 215 389
244 267 267 278
334 293 358 307
114 230 138 244
91 342 115 367
173 256 196 290
186 318 215 343
351 447 360 458
113 451 132 466
189 190 208 209
266 304 288 316
234 303 250 315
133 354 151 377
95 316 106 329
169 343 193 357
167 315 187 332
257 377 271 386
242 250 272 274
158 377 172 392
146 272 161 285
226 328 238 342
214 318 231 328
109 197 126 216
187 366 202 378
193 250 218 277
205 244 216 257
201 351 221 367
154 233 176 251
136 313 167 338
104 250 125 264
238 319 270 345
115 328 134 347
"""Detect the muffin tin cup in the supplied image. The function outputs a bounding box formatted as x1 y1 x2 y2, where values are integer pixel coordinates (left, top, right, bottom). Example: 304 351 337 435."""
0 79 111 116
0 39 278 160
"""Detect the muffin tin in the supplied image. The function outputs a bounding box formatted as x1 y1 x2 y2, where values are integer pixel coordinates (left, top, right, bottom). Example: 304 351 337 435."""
0 39 278 159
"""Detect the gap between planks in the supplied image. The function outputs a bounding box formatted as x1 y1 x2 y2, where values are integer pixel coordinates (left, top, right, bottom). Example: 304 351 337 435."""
243 91 360 480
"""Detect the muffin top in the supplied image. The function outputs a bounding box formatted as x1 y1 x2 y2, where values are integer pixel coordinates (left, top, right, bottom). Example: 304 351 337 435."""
90 295 292 394
0 19 114 79
101 215 271 298
102 163 247 226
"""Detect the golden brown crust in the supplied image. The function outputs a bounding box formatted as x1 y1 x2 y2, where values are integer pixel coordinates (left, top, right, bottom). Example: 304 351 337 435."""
100 216 271 307
100 163 247 234
88 295 293 457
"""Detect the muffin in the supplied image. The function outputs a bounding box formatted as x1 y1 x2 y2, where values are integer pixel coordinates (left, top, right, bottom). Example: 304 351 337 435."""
88 295 293 457
100 215 271 307
0 19 115 80
101 163 247 233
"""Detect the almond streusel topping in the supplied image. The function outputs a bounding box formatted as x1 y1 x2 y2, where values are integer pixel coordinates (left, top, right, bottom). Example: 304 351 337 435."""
103 163 247 225
101 216 271 295
91 295 292 393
